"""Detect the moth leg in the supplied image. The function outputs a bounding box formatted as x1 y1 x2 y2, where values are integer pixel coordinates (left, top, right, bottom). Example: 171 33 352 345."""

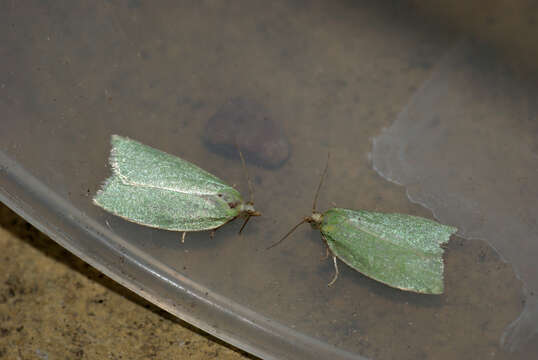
210 216 237 239
322 246 330 260
181 232 187 243
327 256 339 287
320 233 332 260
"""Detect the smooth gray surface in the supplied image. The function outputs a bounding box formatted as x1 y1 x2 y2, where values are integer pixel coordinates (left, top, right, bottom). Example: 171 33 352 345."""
1 1 533 359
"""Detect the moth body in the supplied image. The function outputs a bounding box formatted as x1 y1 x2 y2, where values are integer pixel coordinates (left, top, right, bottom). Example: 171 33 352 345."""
93 135 260 235
271 156 457 294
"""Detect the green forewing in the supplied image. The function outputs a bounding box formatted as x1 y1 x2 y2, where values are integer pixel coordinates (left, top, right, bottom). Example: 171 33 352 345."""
93 135 245 231
110 135 240 198
94 176 239 231
321 208 457 294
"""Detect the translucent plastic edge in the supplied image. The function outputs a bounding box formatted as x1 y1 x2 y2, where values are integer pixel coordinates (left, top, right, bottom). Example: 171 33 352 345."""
0 150 364 360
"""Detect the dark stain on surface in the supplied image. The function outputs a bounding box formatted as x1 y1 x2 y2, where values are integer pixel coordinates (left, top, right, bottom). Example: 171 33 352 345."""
204 97 291 169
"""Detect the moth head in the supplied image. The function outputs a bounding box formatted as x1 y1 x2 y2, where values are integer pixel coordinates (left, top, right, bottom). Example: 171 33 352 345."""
305 211 323 229
237 202 261 234
242 202 261 217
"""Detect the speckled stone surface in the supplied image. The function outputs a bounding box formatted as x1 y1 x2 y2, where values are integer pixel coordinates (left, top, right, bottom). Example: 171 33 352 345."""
0 204 256 360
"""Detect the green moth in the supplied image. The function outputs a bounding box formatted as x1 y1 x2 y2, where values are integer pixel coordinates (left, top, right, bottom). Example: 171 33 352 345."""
94 135 260 240
269 156 457 294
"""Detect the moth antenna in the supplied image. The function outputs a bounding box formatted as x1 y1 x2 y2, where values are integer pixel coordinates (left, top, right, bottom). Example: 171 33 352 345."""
238 215 251 234
266 219 307 250
236 143 254 204
312 151 330 212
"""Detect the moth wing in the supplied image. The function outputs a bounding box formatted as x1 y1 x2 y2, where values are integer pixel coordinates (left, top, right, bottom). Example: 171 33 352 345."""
94 175 239 231
321 208 457 294
110 135 237 197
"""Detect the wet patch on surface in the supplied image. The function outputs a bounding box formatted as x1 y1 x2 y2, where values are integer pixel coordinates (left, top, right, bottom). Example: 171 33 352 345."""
204 97 290 169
